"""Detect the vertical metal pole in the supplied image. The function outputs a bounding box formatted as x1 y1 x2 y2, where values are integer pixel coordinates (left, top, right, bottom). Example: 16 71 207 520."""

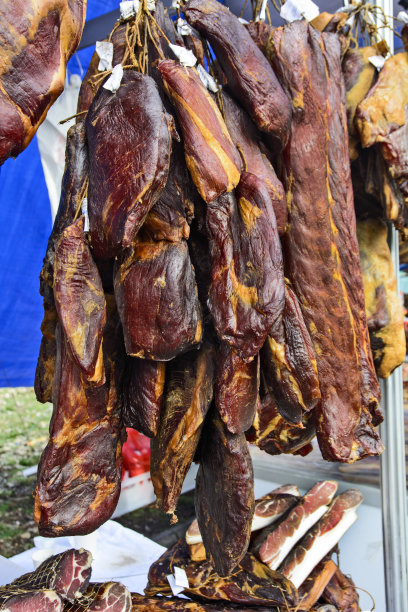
380 231 408 612
374 1 408 609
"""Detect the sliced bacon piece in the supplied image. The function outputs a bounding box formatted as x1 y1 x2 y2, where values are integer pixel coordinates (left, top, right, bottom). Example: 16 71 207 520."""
280 489 363 588
186 484 300 545
8 549 92 603
252 484 300 532
254 481 338 570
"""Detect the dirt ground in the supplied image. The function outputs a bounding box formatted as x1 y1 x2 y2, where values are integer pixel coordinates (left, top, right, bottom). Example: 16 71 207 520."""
0 387 195 559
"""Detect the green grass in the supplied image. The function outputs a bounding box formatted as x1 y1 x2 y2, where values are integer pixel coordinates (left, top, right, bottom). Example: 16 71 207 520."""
0 388 52 557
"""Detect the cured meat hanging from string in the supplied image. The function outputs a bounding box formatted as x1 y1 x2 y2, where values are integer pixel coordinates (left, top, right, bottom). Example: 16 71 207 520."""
270 20 382 462
0 0 86 164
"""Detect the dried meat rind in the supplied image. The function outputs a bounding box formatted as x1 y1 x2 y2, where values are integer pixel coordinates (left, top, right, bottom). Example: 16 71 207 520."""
0 1 86 164
214 343 259 434
247 392 316 456
158 59 242 203
145 539 297 608
207 175 284 362
123 358 165 438
151 345 214 518
54 217 106 383
222 92 287 235
34 297 125 536
195 411 254 576
114 239 202 360
86 70 172 258
184 0 291 146
261 284 321 424
271 21 382 462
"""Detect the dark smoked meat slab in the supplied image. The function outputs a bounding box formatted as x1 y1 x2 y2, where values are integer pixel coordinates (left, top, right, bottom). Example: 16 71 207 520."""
322 566 360 611
114 239 202 360
40 122 89 290
34 297 125 536
54 216 106 384
195 411 254 576
158 60 242 203
0 588 62 611
207 175 284 362
132 592 273 611
151 345 214 520
123 357 165 438
144 140 195 243
184 0 291 147
8 549 92 603
271 21 382 462
261 284 321 424
76 23 128 117
214 343 259 434
63 582 131 611
35 285 58 404
35 122 89 402
0 1 86 164
222 92 287 235
247 392 316 457
86 70 172 259
145 540 297 608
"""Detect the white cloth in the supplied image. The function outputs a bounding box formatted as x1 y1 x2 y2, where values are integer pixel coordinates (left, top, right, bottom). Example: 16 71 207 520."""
36 74 81 220
10 520 166 594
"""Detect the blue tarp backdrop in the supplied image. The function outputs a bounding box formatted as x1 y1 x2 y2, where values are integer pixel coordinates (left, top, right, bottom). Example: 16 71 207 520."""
0 1 118 387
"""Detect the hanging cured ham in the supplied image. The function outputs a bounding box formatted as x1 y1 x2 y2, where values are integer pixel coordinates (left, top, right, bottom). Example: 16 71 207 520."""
184 0 291 147
0 1 86 164
158 60 242 203
86 70 173 259
271 20 382 462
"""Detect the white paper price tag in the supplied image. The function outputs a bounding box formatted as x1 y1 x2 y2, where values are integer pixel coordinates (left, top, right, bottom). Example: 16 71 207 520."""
196 64 219 93
174 566 190 589
169 43 197 67
103 64 124 93
368 55 386 70
120 0 138 19
177 18 192 37
398 11 408 23
167 574 185 596
280 0 319 23
81 198 89 232
96 41 113 72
